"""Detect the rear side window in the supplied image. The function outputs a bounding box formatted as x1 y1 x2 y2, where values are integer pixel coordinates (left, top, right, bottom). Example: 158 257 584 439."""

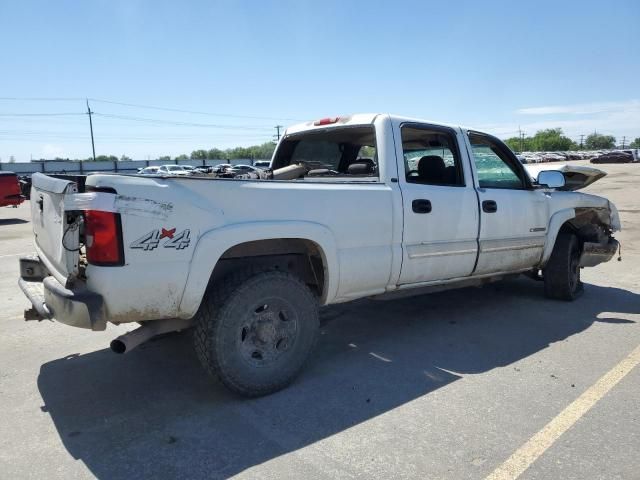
401 125 464 186
272 126 378 178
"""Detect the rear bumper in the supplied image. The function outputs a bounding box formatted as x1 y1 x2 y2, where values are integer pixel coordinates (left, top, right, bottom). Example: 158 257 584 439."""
579 238 619 268
18 255 106 331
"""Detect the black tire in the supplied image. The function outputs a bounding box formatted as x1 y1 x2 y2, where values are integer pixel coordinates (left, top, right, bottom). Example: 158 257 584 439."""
193 270 319 397
543 233 583 301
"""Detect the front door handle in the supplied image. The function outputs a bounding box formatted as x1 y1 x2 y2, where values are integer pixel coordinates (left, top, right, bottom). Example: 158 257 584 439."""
482 200 497 213
412 199 432 214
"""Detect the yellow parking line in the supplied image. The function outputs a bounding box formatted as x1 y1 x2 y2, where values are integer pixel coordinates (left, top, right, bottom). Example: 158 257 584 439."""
486 343 640 480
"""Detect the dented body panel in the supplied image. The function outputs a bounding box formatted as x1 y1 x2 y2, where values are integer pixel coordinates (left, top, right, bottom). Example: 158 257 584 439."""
19 114 621 329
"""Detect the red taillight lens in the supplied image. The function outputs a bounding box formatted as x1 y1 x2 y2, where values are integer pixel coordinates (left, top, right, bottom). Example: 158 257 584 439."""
84 210 124 266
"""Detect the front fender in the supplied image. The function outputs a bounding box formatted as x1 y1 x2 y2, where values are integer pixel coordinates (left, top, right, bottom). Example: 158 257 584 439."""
540 208 575 266
177 221 340 318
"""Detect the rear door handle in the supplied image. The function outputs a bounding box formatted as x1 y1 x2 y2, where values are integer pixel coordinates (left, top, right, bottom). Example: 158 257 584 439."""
482 200 497 213
412 199 432 214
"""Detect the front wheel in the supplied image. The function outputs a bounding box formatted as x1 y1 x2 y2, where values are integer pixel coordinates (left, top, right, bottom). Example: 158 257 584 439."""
194 270 319 397
543 233 583 301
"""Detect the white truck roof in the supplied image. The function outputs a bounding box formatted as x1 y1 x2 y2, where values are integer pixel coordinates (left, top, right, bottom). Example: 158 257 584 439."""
284 113 461 136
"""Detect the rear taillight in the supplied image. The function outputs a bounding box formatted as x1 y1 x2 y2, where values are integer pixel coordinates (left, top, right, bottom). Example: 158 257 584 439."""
84 210 124 266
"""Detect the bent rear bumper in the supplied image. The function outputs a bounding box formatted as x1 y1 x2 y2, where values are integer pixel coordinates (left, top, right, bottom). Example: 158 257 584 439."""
18 255 106 331
579 238 619 268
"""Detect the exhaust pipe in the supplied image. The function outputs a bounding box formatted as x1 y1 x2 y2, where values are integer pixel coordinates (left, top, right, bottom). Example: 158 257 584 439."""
110 318 193 354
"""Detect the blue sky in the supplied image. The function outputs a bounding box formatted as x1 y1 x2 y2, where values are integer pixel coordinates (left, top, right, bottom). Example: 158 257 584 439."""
1 0 638 161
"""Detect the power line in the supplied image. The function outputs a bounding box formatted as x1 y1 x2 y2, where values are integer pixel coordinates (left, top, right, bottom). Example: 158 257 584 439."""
0 111 274 130
88 98 303 122
0 96 303 122
0 97 84 101
0 112 85 117
0 129 270 139
93 112 274 130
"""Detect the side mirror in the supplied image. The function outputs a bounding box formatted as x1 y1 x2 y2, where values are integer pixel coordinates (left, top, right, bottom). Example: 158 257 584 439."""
537 170 565 189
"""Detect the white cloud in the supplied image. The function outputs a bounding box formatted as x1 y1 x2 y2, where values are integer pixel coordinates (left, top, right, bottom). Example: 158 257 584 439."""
479 100 640 140
516 100 640 116
41 144 66 158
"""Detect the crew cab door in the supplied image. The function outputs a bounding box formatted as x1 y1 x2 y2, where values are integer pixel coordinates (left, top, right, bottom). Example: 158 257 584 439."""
396 123 479 284
465 132 548 274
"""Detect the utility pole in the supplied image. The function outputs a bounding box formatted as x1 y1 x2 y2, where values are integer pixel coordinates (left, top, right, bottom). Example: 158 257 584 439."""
518 127 522 152
579 134 585 150
86 99 96 161
274 125 283 143
621 136 626 149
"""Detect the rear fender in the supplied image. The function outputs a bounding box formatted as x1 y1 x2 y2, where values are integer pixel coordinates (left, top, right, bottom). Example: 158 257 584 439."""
178 221 339 318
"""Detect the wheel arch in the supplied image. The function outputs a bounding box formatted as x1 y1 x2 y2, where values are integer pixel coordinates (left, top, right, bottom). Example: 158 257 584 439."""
541 206 614 266
178 221 339 318
541 208 576 266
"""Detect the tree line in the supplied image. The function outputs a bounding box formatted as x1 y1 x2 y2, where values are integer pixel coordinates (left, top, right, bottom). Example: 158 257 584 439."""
504 129 639 152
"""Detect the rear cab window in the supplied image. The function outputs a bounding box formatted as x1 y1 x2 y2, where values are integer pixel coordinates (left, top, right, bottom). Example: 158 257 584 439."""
271 126 378 180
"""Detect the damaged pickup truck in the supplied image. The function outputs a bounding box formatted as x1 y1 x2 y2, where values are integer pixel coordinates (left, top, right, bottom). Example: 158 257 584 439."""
19 114 621 396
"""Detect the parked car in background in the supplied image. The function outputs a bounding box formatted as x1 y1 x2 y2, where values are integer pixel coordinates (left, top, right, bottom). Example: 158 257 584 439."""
138 166 160 175
212 163 233 174
253 160 271 169
0 172 25 207
622 149 639 162
541 153 566 162
591 151 634 164
157 165 192 175
228 164 261 175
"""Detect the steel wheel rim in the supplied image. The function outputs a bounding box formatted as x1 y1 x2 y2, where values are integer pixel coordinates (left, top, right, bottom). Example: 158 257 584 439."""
237 297 299 367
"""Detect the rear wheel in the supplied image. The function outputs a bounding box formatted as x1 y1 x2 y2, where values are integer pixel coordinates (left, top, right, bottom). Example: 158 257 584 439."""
194 270 319 397
543 233 583 301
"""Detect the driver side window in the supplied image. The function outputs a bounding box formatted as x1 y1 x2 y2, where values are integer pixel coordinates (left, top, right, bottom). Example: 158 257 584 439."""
468 134 526 189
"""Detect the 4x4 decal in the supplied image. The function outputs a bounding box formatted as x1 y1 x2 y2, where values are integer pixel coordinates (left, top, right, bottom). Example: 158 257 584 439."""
130 228 191 251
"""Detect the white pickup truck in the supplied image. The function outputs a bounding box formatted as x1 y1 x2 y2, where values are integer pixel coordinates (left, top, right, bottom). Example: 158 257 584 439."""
19 114 621 396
